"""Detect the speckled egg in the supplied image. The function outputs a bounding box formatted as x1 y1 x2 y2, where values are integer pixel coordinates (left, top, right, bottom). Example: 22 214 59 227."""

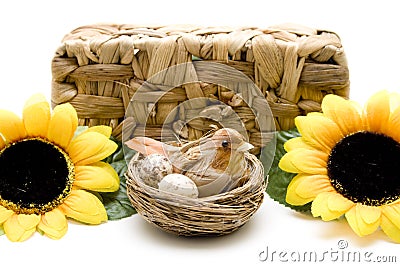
136 154 173 188
158 173 199 198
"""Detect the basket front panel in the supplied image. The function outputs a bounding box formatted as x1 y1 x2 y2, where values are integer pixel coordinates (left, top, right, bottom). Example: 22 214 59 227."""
51 24 349 152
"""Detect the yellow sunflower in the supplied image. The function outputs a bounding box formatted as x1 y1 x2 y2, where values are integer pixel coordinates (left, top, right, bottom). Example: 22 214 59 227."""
0 94 119 241
279 90 400 243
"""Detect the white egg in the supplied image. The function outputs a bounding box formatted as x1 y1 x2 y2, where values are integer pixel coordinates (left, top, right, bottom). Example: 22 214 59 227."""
158 173 199 198
136 154 173 188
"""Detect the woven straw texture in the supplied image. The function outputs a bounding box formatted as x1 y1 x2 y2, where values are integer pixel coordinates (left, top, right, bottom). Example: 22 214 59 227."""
126 151 265 236
52 23 349 154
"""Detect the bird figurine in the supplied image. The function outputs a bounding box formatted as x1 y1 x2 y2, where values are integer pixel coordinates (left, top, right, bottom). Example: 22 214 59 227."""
125 128 254 197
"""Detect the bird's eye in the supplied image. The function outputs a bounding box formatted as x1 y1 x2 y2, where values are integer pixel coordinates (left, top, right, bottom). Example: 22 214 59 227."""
221 140 229 148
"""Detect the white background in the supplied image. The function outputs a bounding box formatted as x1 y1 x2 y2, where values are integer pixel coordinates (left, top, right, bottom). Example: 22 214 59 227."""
1 0 399 266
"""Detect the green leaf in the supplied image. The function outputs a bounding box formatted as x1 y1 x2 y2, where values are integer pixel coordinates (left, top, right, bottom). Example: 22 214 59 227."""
263 128 312 213
191 55 202 61
100 138 137 220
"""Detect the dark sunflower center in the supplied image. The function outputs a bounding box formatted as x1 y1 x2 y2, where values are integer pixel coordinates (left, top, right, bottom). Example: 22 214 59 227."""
327 131 400 206
0 138 74 214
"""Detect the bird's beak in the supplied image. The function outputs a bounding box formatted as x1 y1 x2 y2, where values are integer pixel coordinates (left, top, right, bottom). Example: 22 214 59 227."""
236 141 254 152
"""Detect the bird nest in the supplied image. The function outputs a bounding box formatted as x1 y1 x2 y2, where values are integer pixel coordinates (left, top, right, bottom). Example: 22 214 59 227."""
126 151 266 236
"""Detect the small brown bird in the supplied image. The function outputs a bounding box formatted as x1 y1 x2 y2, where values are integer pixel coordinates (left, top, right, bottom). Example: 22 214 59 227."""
125 128 254 197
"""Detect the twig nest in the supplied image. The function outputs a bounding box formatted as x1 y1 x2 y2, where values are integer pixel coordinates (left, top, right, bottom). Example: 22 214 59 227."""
158 173 199 198
136 154 173 188
126 152 266 236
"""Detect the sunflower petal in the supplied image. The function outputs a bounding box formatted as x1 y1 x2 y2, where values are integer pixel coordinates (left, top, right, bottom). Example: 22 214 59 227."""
14 214 40 230
68 132 118 166
327 192 354 212
359 204 382 225
74 162 120 192
284 137 314 152
286 174 314 205
381 214 400 243
364 90 390 132
37 208 68 240
345 204 381 236
321 94 363 136
47 103 78 149
60 189 107 224
0 206 14 224
388 106 400 142
4 213 40 242
311 192 346 221
295 115 343 154
0 138 4 150
279 148 328 174
389 92 400 113
344 206 362 236
286 174 333 205
307 112 324 117
0 110 26 143
295 174 334 198
22 93 50 138
82 126 112 138
381 203 400 229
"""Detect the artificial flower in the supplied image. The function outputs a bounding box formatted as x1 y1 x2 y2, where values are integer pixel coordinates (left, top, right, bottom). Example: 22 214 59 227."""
0 94 119 241
279 90 400 243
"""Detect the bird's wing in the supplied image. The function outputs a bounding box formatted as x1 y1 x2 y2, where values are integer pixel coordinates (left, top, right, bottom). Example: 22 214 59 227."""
170 142 219 186
197 173 231 197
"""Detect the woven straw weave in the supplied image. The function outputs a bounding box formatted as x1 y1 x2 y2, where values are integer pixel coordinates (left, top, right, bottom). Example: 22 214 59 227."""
51 23 349 153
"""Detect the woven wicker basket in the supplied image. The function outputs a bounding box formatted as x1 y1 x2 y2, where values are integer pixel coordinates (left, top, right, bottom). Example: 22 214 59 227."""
126 150 265 236
51 23 349 154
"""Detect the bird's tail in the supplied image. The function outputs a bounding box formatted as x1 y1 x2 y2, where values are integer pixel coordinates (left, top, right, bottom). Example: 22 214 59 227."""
125 137 169 156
